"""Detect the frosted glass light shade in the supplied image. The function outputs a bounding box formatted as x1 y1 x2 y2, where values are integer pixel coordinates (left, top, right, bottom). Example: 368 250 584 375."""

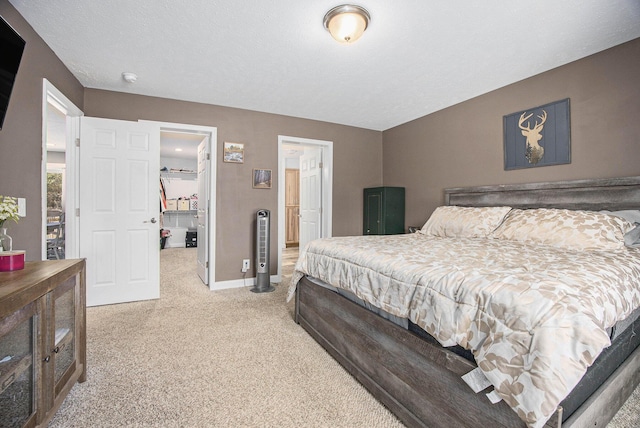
323 5 370 44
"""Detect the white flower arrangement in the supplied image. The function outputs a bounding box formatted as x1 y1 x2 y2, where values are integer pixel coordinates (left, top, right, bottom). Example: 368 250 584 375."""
0 196 19 228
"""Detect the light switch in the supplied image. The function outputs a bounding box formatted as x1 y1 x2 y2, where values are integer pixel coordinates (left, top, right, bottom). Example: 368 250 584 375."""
17 198 26 217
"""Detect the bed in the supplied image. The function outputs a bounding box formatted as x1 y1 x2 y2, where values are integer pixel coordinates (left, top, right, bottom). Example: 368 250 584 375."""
288 176 640 428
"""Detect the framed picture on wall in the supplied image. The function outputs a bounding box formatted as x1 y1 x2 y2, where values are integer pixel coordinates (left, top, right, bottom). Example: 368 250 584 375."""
253 169 272 189
503 98 571 170
223 142 244 163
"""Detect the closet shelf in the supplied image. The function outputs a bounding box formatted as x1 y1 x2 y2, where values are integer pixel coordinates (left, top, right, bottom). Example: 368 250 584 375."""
160 170 196 176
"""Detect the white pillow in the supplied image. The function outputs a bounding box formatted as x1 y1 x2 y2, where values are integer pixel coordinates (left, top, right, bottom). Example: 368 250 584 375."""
420 206 512 238
491 208 635 251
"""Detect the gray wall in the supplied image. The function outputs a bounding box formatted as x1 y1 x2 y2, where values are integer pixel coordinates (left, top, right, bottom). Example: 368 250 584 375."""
2 0 638 284
0 1 84 260
83 89 383 281
382 37 640 229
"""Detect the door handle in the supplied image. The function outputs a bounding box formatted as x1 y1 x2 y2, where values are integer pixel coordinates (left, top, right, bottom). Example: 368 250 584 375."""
144 218 157 224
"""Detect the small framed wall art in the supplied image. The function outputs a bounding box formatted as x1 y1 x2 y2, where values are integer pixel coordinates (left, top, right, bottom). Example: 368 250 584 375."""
223 142 244 163
253 169 272 189
503 98 571 170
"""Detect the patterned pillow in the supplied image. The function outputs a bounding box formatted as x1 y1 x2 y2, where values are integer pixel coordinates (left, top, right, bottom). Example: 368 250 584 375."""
491 208 635 251
420 206 512 238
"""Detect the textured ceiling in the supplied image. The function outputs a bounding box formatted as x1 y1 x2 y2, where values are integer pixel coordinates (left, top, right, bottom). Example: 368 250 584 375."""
9 0 640 131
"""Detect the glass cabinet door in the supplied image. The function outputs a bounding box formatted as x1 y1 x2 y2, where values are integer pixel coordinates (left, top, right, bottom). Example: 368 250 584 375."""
52 277 76 394
0 302 37 428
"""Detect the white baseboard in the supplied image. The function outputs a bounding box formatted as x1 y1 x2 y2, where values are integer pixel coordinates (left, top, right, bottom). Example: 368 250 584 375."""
211 274 279 291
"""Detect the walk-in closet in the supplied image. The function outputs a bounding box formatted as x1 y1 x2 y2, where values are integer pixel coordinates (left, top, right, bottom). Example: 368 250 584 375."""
159 132 201 250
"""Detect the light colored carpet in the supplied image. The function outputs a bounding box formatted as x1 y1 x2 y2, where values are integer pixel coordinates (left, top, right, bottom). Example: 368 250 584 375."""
48 248 402 427
48 248 639 427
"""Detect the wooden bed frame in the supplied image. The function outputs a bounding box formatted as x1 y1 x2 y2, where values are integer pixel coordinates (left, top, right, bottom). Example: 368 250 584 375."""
294 176 640 428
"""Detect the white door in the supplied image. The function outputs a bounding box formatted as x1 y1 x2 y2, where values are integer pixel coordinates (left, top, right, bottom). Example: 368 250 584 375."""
196 137 209 284
299 148 322 249
80 117 160 307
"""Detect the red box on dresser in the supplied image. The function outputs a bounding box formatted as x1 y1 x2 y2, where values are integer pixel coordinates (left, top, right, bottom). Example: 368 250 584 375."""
0 250 25 271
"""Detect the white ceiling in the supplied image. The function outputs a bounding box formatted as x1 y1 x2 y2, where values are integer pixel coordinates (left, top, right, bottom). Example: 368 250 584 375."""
160 131 203 160
11 0 640 131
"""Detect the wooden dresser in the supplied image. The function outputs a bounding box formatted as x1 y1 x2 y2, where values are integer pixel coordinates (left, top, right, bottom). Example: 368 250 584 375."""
0 259 86 428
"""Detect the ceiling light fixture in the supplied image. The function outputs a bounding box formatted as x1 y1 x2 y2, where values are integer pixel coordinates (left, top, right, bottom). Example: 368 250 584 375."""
122 72 137 83
323 4 370 44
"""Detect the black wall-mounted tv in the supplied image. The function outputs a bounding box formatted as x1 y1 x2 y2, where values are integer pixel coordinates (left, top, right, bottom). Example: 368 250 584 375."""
0 15 26 130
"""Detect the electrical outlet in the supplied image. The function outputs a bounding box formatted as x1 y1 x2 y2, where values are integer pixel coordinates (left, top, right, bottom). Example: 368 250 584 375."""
242 259 250 273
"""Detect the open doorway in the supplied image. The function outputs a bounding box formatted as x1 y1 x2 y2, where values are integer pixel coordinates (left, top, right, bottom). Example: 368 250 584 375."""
277 136 333 281
78 118 216 306
152 122 217 288
45 102 66 260
159 131 200 251
42 79 82 261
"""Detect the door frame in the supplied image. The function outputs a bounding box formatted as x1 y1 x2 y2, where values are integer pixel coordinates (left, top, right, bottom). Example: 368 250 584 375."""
277 135 333 282
143 121 217 288
41 79 83 260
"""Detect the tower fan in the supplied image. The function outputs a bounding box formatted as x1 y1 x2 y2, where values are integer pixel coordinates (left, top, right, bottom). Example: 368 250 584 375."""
252 209 274 293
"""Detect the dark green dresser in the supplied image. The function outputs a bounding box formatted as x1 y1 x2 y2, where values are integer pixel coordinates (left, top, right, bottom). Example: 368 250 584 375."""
363 187 405 235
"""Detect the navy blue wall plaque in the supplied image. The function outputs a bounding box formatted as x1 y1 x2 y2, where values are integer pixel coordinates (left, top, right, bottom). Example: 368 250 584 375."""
504 98 571 170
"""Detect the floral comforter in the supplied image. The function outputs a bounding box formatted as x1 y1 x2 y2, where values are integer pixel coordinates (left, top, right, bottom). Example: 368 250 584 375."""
286 233 640 428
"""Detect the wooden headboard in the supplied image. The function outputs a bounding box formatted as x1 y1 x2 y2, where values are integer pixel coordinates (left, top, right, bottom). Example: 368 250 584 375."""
444 176 640 212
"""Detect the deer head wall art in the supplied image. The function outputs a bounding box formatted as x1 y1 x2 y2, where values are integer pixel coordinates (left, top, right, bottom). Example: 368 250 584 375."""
503 99 571 170
519 110 547 164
